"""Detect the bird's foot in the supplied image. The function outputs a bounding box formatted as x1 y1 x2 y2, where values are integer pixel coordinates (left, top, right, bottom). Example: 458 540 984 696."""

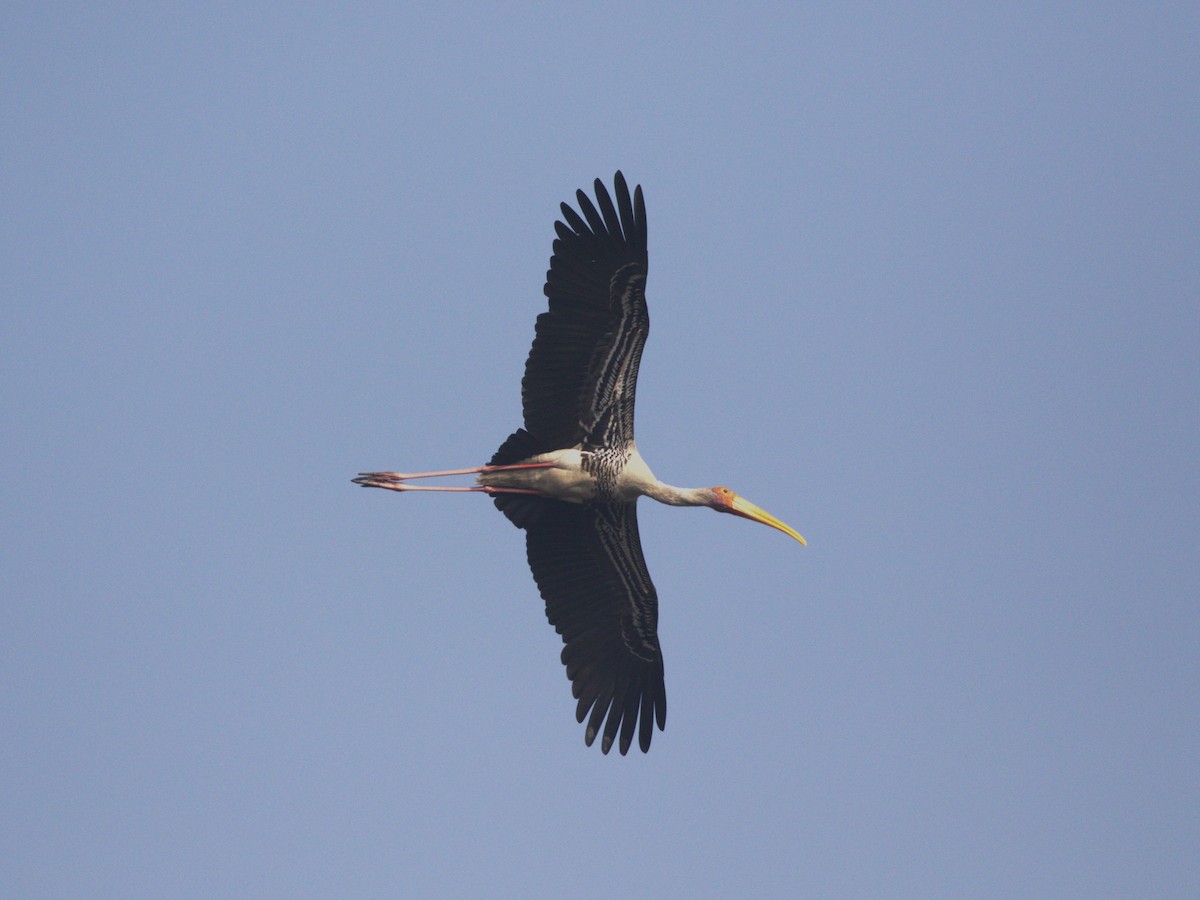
353 472 409 491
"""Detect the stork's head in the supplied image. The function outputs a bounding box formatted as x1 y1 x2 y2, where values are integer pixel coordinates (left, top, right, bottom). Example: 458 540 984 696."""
708 486 806 545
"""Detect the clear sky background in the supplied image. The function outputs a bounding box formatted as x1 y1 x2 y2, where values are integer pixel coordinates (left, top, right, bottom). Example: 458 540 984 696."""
3 4 1197 897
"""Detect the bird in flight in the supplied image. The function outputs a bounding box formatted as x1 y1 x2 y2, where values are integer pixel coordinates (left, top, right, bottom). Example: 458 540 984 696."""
355 172 805 754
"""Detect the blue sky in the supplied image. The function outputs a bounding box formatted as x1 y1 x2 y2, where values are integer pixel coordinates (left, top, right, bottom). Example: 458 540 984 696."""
3 4 1197 896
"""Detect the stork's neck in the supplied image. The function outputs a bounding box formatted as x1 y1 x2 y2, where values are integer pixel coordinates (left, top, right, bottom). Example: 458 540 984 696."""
620 448 712 508
641 481 713 508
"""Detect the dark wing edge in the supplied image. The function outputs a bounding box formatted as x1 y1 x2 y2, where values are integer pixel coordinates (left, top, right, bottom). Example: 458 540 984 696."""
521 172 650 452
523 499 667 754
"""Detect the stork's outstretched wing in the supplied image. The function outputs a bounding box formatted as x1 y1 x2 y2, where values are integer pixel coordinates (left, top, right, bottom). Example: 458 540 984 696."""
521 171 649 453
492 173 665 754
523 498 666 754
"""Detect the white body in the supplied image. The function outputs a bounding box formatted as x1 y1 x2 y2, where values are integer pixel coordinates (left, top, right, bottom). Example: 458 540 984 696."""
476 444 662 504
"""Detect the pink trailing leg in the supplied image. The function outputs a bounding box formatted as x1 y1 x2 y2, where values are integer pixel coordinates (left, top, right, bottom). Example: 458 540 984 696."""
352 461 555 495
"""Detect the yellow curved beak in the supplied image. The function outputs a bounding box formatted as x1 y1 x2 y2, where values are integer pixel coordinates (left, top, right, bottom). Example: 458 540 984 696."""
730 496 807 546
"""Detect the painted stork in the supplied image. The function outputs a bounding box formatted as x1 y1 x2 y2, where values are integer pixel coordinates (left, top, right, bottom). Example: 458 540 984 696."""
355 172 805 754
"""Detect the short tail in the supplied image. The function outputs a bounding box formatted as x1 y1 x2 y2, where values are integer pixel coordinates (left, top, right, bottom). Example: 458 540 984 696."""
489 428 552 529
